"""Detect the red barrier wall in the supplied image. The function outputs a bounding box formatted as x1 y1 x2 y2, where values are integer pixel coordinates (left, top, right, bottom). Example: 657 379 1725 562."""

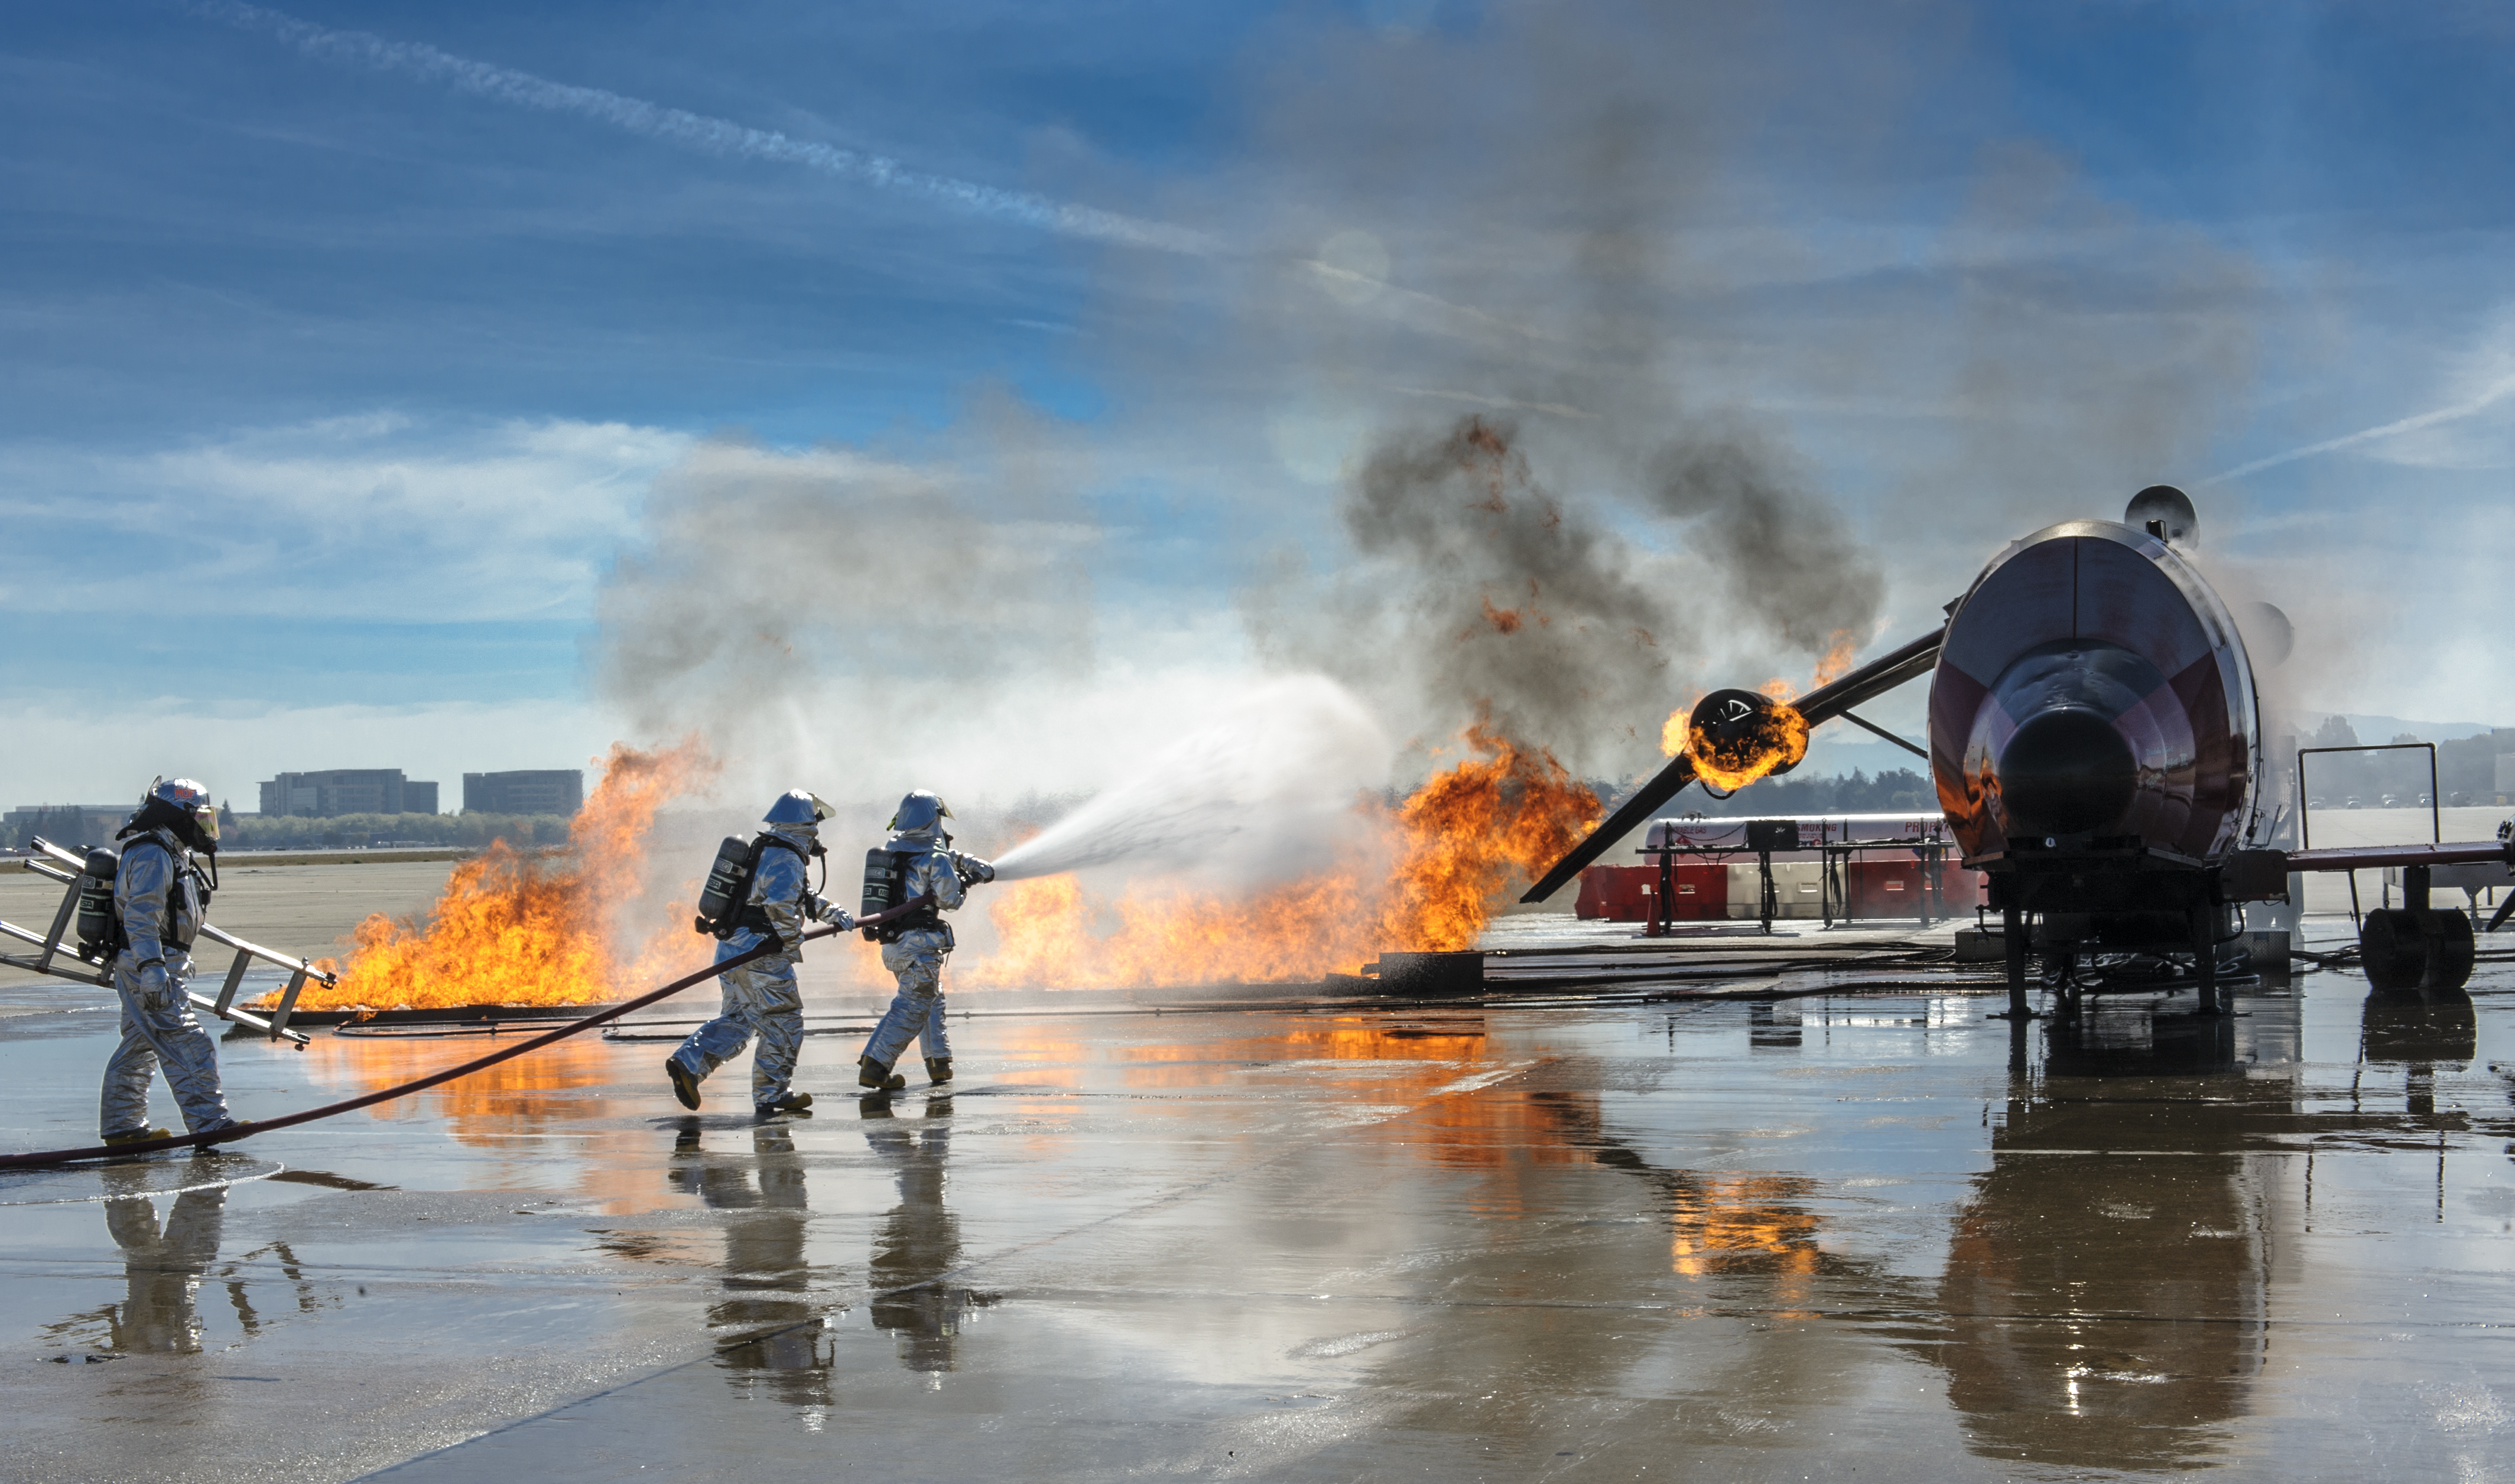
1575 864 1729 922
1575 865 1652 920
1845 860 1983 919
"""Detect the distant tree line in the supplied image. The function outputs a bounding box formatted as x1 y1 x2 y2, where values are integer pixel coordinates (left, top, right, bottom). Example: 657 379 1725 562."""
1714 767 1936 815
1574 720 2510 826
12 805 114 850
2299 717 2503 805
1592 767 1937 819
223 812 574 851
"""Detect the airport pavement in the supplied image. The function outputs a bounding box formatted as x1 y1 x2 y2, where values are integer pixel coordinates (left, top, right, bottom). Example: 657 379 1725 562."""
0 860 460 992
4 915 2512 1482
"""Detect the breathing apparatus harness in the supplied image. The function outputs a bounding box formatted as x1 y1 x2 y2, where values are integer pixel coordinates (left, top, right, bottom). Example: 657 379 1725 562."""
77 805 217 965
859 845 944 943
858 790 990 943
691 831 825 942
857 837 998 944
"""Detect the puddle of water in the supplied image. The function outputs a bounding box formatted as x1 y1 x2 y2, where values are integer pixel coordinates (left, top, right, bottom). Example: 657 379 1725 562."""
0 1152 281 1206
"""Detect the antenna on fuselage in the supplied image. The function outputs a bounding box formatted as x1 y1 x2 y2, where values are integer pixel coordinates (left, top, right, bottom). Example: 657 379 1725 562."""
2126 484 2199 547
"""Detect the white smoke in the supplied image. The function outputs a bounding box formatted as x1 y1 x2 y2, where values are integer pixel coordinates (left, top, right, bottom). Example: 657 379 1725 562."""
988 675 1392 888
191 1 1214 255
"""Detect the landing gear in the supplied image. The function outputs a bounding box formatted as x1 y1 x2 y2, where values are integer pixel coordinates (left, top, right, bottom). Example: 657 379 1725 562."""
2360 909 2476 994
1990 905 2040 1020
2363 865 2478 995
2189 904 2224 1017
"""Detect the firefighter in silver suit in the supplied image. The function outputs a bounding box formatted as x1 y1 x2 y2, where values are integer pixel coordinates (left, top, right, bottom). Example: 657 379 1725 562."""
668 792 851 1116
858 790 992 1092
99 777 236 1145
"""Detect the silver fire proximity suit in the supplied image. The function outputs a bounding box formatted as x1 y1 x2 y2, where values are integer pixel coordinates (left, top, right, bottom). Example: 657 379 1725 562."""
862 825 968 1073
100 828 234 1140
671 821 831 1111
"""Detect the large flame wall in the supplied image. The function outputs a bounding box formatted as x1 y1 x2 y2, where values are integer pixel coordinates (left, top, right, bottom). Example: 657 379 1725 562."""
963 721 1597 988
286 720 1600 1009
278 740 716 1011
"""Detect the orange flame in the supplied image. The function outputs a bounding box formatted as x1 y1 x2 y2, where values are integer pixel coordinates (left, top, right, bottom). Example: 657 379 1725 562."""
1374 719 1597 952
1659 691 1703 759
1658 687 1809 789
276 740 718 1011
1653 634 1853 780
1685 697 1811 792
964 720 1598 989
1811 627 1861 687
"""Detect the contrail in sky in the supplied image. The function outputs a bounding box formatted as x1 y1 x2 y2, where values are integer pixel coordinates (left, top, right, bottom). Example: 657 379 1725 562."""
191 1 1215 255
2202 373 2515 484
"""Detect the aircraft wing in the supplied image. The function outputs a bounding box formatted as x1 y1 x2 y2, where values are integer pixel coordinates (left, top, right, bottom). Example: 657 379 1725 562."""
1520 624 1949 904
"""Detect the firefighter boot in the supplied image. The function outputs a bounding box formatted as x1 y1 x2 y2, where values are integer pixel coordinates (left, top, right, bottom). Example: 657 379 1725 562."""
924 1057 953 1085
858 1056 906 1093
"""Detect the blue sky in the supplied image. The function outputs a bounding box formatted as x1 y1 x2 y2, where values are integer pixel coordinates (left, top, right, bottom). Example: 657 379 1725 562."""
2 1 2508 809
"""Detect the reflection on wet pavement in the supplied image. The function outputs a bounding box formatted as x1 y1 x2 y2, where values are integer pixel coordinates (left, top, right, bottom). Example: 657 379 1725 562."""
862 1092 987 1375
668 1120 835 1410
95 1168 226 1356
1942 1008 2287 1469
6 943 2515 1481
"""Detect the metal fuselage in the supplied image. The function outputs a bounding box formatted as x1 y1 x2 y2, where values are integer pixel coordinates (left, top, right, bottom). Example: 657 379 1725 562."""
1929 520 2264 928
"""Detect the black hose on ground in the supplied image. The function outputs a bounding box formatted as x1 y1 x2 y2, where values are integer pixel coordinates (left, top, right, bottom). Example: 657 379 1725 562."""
0 917 869 1170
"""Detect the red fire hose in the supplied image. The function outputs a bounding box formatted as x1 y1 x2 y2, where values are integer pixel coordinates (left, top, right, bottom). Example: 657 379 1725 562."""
0 902 924 1171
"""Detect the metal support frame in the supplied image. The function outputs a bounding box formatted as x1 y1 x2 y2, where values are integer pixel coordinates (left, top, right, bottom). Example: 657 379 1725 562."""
4 843 330 1046
2298 742 2439 932
1836 708 1930 760
1652 842 1676 938
2189 903 2222 1016
1641 822 1959 934
1995 904 2035 1020
1816 837 1949 930
2298 742 2441 852
2404 863 2432 913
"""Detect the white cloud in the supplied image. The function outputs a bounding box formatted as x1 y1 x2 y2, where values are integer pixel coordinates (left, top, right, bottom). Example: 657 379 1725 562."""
0 414 692 620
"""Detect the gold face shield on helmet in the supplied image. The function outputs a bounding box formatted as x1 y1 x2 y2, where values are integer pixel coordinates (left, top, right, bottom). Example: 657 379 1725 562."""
148 775 219 844
885 794 951 831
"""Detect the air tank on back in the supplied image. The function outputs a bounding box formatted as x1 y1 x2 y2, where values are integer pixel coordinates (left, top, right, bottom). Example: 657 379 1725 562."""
1928 487 2264 868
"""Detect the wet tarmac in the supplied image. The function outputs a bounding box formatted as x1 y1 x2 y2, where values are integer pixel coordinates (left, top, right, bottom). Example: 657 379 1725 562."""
5 916 2513 1482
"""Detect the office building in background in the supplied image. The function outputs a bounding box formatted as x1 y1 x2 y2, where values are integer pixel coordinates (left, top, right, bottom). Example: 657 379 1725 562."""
463 769 586 817
258 769 439 817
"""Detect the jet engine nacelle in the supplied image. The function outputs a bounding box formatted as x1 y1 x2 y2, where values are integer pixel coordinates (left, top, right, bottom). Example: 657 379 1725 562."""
1929 518 2262 867
1688 687 1806 784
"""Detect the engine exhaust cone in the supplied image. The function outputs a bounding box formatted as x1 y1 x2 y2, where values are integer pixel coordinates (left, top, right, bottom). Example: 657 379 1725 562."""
1996 707 2136 837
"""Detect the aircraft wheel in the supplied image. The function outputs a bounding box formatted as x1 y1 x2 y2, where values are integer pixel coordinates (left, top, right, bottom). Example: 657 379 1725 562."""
2421 907 2476 992
2360 907 2477 995
2360 910 2428 991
